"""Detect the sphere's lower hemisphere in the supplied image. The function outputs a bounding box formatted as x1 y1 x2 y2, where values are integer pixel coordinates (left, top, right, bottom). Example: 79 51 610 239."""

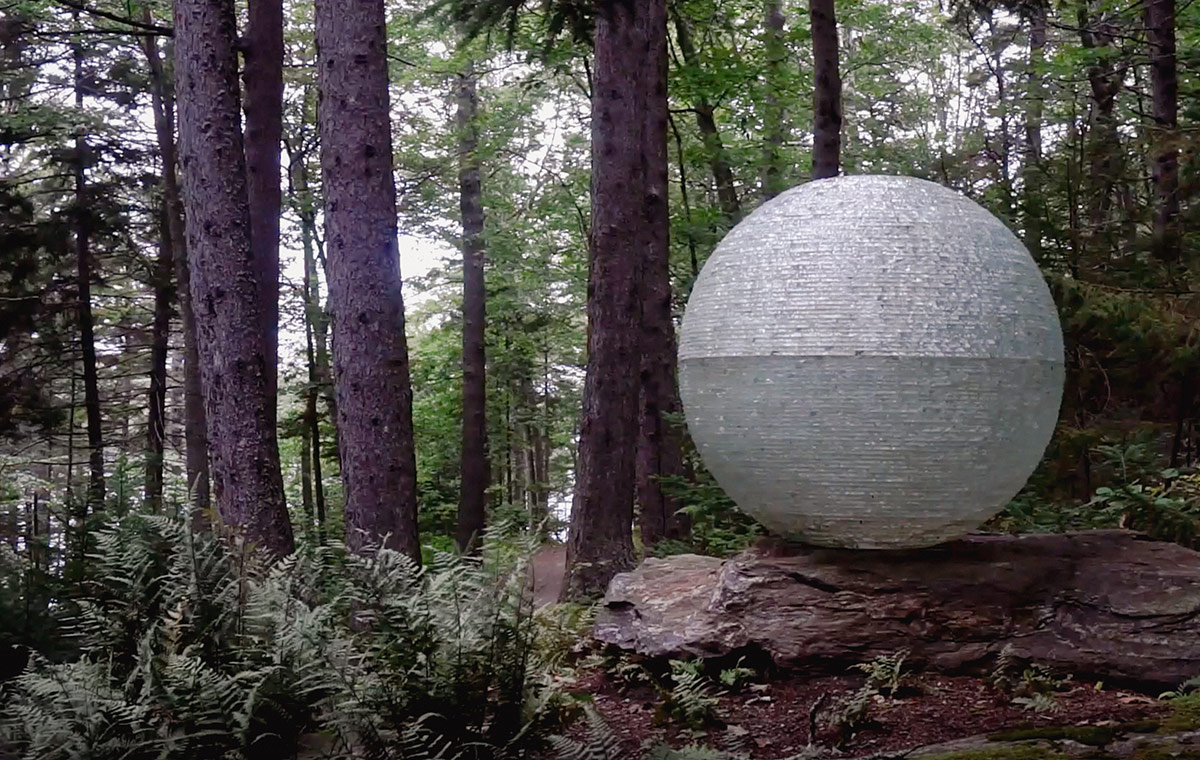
679 355 1064 549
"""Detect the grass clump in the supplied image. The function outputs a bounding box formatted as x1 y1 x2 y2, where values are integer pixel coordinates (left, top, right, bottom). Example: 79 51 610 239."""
1163 692 1200 732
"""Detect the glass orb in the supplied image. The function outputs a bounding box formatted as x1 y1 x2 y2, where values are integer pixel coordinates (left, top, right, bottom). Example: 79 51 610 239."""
678 175 1064 549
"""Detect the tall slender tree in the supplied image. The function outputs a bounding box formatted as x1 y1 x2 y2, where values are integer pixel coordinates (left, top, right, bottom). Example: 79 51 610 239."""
456 55 489 553
761 0 787 199
810 0 842 180
315 0 421 559
637 0 687 548
1022 1 1047 259
672 8 741 225
1076 4 1122 252
1144 0 1180 265
563 0 652 600
143 205 173 513
242 0 285 417
72 23 104 519
173 0 293 556
141 20 211 523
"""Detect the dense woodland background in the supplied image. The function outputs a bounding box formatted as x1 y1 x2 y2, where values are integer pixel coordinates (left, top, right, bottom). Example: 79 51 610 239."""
0 0 1199 754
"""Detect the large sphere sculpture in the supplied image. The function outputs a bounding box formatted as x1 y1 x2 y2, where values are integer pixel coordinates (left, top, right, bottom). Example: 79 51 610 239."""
678 175 1064 549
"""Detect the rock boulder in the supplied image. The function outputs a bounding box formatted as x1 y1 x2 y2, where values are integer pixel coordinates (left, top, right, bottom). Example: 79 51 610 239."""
593 531 1200 687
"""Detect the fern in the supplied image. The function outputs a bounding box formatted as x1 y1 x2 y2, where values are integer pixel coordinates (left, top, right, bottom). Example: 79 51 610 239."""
852 649 910 696
1 514 561 760
656 660 721 729
549 707 623 760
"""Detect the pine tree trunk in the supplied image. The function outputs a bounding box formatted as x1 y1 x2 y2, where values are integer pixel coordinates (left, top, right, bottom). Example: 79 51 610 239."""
298 175 328 536
290 151 338 488
144 204 174 513
73 28 105 520
809 0 842 180
1144 0 1180 264
1022 2 1047 259
173 0 293 556
563 0 647 600
300 422 314 535
141 19 210 524
761 1 787 199
1077 5 1121 252
637 0 688 549
456 58 489 553
672 10 741 225
242 0 284 420
315 0 420 560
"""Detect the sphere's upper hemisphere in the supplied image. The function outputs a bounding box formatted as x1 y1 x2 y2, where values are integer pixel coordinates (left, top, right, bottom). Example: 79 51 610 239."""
678 175 1064 363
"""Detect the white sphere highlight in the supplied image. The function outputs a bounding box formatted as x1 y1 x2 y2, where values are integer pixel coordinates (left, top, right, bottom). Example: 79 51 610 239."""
678 175 1065 549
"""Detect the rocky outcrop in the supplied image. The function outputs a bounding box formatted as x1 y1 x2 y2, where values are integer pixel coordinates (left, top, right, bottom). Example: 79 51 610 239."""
593 531 1200 687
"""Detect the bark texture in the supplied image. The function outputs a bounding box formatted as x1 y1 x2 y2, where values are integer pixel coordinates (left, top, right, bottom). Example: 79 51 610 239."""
143 12 210 524
173 0 293 556
637 0 687 549
315 0 420 560
809 0 842 180
242 0 284 415
1144 0 1180 264
595 531 1200 688
563 0 648 600
456 59 489 554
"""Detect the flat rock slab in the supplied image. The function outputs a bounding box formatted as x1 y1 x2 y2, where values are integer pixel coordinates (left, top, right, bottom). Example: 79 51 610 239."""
593 531 1200 687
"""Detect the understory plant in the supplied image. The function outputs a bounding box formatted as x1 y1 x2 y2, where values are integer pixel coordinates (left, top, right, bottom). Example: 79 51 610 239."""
0 514 560 759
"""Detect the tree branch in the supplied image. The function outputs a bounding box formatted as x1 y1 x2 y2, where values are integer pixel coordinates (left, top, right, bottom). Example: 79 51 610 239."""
53 0 173 36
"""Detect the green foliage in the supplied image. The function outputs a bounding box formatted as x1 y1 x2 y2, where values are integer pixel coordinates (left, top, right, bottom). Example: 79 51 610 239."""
656 660 722 729
657 466 762 559
717 659 757 692
0 515 562 759
549 707 623 760
1163 693 1200 732
987 645 1070 714
852 649 911 696
824 650 914 744
1159 675 1200 701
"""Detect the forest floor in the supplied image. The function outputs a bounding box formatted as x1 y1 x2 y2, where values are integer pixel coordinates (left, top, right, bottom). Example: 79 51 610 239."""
562 668 1175 758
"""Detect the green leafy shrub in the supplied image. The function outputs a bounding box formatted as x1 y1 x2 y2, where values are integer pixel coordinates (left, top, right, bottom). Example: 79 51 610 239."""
0 514 560 759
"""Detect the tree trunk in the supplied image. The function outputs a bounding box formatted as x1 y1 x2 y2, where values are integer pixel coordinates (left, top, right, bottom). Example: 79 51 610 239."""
761 1 787 199
315 0 420 560
1077 5 1121 253
1022 2 1047 259
141 18 210 525
173 0 293 556
289 146 339 485
810 0 842 180
637 0 688 549
144 204 174 513
456 57 489 554
1144 0 1180 265
73 28 105 519
300 420 314 536
297 171 328 536
672 10 741 225
563 0 648 600
242 0 284 422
